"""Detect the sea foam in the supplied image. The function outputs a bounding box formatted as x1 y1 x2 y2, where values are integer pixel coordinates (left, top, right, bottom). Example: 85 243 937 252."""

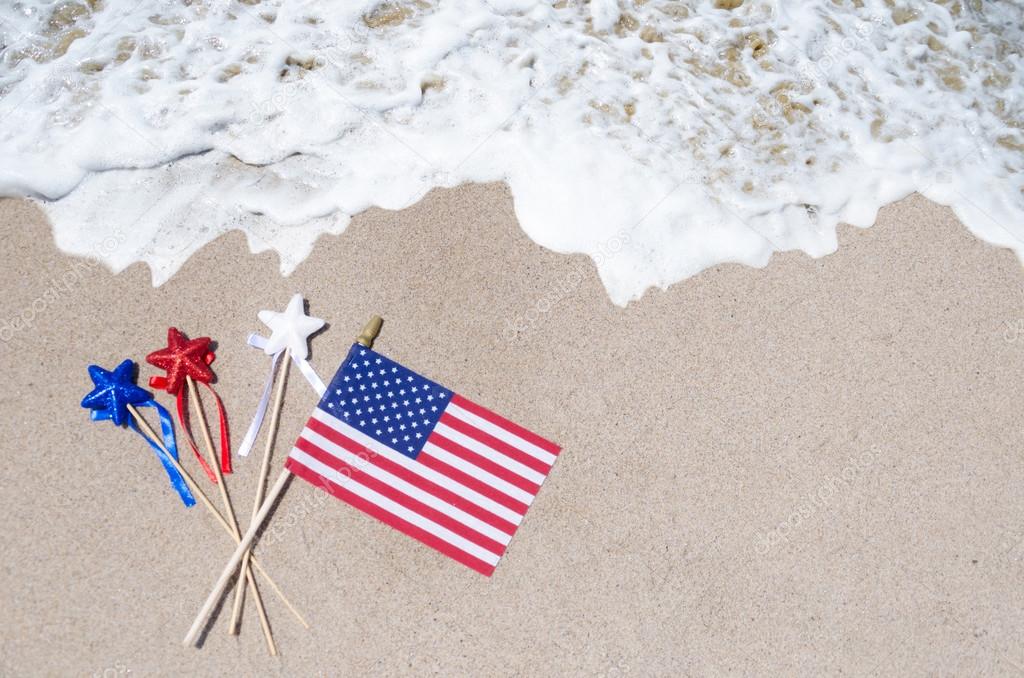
0 0 1021 304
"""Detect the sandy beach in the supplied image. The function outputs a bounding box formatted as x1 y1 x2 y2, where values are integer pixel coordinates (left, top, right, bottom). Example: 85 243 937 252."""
1 186 1023 675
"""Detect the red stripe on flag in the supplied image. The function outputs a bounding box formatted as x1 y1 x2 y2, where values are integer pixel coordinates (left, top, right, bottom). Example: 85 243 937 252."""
450 394 560 456
306 418 520 535
429 432 542 495
286 457 497 576
295 436 507 556
418 451 532 515
440 412 552 474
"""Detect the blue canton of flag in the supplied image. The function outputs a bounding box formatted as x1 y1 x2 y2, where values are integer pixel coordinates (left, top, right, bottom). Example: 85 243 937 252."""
320 346 452 459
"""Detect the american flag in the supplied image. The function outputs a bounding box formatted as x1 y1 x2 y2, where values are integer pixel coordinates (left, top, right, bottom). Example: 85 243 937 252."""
285 344 561 576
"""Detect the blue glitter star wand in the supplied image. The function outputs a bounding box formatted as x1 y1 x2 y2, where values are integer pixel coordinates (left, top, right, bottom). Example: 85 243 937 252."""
82 360 196 506
81 359 311 630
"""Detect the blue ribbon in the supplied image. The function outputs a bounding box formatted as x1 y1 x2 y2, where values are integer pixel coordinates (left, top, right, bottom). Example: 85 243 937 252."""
92 399 196 507
83 360 196 508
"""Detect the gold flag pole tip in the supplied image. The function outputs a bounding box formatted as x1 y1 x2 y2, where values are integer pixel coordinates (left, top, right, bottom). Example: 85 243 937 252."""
356 315 383 348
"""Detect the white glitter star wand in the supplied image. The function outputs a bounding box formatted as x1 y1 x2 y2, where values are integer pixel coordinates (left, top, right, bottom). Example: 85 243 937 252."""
229 294 325 636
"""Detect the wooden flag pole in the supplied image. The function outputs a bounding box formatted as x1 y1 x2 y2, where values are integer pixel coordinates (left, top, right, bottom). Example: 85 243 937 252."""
186 375 277 654
125 404 309 629
184 316 384 648
228 347 290 635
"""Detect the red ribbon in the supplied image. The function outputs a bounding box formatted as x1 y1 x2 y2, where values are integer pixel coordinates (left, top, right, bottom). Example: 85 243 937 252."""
150 373 232 484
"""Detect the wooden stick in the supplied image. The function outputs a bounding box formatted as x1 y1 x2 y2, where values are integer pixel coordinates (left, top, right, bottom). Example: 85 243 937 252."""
126 405 309 630
185 468 291 647
228 347 290 635
186 376 277 655
185 316 384 648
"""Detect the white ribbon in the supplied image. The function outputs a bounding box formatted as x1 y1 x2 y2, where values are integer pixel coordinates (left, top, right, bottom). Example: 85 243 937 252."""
237 333 326 457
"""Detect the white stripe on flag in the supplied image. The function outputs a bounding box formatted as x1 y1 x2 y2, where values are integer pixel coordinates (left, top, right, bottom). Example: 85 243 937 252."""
290 448 503 567
433 422 547 485
445 402 558 466
301 427 514 545
310 408 526 525
421 441 536 506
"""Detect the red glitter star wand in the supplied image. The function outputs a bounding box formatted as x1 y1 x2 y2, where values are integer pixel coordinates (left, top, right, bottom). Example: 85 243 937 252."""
146 328 230 483
148 328 278 655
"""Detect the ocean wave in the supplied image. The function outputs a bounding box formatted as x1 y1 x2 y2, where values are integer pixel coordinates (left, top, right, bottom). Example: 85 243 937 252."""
1 0 1021 304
